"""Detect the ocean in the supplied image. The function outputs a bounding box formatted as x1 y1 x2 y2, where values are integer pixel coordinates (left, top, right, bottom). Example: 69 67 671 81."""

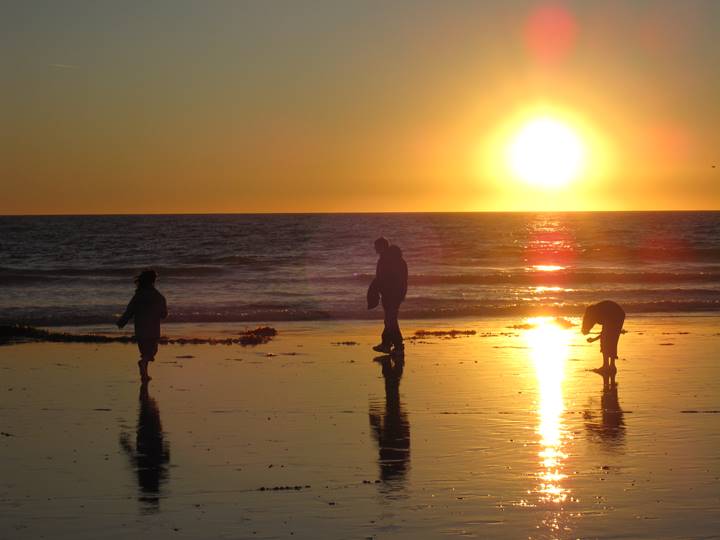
1 212 718 326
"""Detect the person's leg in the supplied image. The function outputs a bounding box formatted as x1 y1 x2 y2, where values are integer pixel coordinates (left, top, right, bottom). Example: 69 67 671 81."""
391 305 404 352
136 342 145 380
384 303 403 353
145 339 158 379
373 306 393 353
148 339 158 361
137 360 149 381
607 330 620 373
137 340 155 381
599 331 611 370
381 309 392 346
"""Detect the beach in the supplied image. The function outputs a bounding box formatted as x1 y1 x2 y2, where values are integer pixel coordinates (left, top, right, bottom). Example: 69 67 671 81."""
4 1 720 537
1 315 718 539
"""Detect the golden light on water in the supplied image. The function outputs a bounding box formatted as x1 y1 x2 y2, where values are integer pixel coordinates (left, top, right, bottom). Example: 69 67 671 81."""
533 264 565 272
524 317 572 506
507 117 586 188
534 286 572 293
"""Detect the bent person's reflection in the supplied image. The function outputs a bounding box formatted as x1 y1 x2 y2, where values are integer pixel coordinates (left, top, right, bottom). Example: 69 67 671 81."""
120 382 170 513
584 372 625 449
369 355 410 489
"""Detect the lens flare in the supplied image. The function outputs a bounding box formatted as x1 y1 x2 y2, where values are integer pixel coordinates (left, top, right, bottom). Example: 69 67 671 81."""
524 4 578 64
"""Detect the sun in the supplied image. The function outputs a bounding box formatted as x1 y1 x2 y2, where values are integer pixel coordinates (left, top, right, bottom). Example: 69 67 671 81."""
507 117 586 188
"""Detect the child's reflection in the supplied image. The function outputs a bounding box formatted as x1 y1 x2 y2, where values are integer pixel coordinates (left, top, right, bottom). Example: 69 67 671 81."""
584 372 625 450
120 382 171 513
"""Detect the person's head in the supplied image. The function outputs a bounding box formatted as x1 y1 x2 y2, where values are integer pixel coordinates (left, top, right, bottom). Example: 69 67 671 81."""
387 244 403 259
135 269 158 289
374 237 390 255
581 304 596 335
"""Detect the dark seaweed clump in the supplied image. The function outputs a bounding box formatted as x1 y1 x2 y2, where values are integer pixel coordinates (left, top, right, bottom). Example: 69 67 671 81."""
0 325 277 347
411 329 477 339
238 326 277 345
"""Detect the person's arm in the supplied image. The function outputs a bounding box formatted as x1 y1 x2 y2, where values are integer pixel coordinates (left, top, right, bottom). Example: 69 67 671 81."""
367 260 380 309
160 295 168 319
372 258 381 285
375 257 389 293
400 259 408 302
117 295 136 328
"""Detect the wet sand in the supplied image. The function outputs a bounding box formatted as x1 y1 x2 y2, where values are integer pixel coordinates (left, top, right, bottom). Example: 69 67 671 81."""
1 315 719 539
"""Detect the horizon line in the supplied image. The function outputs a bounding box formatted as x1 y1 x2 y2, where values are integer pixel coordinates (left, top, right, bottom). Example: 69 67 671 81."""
1 209 720 218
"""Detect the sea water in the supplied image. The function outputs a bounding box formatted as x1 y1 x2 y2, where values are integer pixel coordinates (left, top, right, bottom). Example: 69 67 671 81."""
1 212 718 326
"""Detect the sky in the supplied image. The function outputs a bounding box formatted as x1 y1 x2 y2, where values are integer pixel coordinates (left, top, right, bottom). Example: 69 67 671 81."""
2 0 719 214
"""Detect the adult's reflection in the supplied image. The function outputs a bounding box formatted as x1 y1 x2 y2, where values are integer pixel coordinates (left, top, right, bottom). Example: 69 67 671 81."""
369 355 410 488
584 372 625 449
120 382 171 513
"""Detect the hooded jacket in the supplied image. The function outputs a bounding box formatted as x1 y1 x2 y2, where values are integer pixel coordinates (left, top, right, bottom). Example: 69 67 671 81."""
118 286 168 340
373 245 408 307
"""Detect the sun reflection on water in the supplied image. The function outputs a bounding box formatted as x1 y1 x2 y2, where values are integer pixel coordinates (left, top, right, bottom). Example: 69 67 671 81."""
533 264 565 272
524 317 572 508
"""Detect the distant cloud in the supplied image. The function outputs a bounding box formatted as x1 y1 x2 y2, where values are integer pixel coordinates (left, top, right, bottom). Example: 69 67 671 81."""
49 63 80 70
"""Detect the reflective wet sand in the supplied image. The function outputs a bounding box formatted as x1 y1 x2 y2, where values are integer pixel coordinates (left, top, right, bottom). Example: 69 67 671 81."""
1 316 719 539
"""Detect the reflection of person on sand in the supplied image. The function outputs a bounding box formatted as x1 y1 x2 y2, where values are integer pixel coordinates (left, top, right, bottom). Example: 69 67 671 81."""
369 355 410 486
584 372 625 449
368 237 408 356
582 300 625 374
119 382 170 513
117 270 168 382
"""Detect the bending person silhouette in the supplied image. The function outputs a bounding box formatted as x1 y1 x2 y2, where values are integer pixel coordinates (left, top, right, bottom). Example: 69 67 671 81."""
368 237 408 356
582 300 625 374
117 269 168 382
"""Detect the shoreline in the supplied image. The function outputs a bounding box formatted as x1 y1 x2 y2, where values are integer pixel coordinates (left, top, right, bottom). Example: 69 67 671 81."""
4 310 718 341
5 307 720 331
3 309 720 335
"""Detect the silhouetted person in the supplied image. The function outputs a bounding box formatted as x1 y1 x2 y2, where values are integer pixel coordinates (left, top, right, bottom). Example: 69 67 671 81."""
120 382 170 513
582 300 625 374
368 238 408 356
117 269 168 382
584 372 625 449
369 355 410 487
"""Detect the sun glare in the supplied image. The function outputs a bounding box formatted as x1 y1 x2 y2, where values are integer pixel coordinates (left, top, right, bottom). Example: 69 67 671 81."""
507 117 586 188
524 317 572 505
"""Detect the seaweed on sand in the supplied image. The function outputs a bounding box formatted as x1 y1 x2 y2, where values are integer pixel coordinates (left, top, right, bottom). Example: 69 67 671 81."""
410 329 477 339
0 325 278 347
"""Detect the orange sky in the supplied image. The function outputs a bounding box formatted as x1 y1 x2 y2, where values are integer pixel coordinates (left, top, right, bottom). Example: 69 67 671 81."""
2 1 719 214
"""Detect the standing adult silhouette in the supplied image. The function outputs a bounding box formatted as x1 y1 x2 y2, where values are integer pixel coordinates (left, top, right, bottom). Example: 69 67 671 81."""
368 238 408 356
